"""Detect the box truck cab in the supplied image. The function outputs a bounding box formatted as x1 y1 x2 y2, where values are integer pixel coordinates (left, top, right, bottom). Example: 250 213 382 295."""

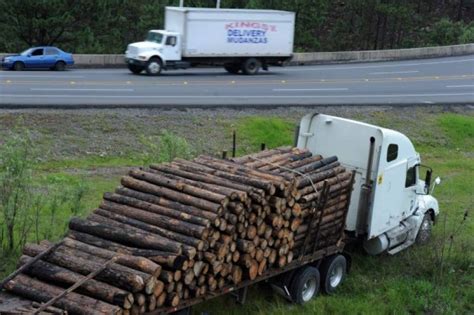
125 7 295 75
297 114 440 255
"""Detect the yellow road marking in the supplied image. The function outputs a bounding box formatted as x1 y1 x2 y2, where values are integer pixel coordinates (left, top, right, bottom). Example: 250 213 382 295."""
1 74 473 87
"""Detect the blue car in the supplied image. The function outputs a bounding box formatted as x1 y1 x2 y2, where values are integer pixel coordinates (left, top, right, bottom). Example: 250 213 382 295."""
1 46 74 71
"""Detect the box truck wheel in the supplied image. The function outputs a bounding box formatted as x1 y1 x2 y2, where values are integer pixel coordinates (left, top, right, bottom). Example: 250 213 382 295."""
128 64 143 74
224 64 241 74
416 213 433 245
241 58 261 75
320 254 346 294
288 266 320 304
146 58 162 75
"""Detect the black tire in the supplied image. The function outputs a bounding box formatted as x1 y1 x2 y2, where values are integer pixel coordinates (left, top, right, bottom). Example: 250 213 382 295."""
13 61 24 71
128 64 143 74
416 213 433 245
320 255 346 295
288 266 320 304
54 61 66 71
241 58 261 75
146 58 162 76
224 64 241 74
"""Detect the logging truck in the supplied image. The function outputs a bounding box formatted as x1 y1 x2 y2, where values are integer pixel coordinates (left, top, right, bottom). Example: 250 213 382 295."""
124 7 295 75
0 114 440 314
164 114 440 314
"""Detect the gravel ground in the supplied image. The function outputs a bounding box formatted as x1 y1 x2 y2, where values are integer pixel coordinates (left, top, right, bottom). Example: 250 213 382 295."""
0 105 472 164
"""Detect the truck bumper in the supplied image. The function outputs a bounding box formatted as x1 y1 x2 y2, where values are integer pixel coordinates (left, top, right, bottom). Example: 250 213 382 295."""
125 58 147 67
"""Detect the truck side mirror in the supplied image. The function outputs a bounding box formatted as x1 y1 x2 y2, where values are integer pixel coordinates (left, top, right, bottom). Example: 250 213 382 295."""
424 169 432 193
430 176 441 194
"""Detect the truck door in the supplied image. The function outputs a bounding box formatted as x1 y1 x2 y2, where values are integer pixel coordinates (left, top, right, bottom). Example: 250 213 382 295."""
402 157 419 217
368 143 408 238
163 35 181 61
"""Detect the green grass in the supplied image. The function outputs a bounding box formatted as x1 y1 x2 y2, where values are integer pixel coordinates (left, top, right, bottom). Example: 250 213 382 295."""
235 117 295 154
0 111 472 314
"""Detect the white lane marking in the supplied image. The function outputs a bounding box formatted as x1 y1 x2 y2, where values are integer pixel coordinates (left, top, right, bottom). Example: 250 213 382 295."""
2 92 473 99
0 75 85 79
446 85 474 88
273 88 349 92
30 88 134 92
283 58 474 71
369 70 419 75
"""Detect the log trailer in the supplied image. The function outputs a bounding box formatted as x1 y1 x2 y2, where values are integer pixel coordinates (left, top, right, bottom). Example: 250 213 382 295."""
0 114 440 314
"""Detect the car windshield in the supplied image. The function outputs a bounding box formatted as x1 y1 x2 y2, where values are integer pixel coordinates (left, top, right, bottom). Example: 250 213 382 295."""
146 32 163 44
20 48 32 56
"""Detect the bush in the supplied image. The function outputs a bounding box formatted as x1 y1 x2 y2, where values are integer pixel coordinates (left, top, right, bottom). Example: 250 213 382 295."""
139 130 194 164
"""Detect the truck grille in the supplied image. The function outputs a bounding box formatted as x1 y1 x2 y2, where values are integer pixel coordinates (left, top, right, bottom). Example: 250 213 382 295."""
127 46 139 55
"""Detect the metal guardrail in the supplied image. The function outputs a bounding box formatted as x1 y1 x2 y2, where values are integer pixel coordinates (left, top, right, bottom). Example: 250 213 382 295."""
1 44 473 68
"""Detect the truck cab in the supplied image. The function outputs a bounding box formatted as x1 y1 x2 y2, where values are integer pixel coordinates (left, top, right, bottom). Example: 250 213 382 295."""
297 113 440 255
125 30 183 75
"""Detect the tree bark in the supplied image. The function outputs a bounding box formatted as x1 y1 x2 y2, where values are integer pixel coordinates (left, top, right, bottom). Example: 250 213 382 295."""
19 255 134 309
69 217 183 255
4 274 121 315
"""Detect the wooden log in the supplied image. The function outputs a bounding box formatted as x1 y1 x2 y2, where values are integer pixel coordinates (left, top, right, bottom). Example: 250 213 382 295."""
121 176 222 214
149 168 248 202
69 217 182 255
156 292 166 307
23 243 145 293
99 200 209 239
19 255 134 309
195 156 289 189
93 209 204 252
166 292 180 307
232 147 293 163
154 163 265 199
68 230 187 269
116 187 219 222
129 169 229 205
4 274 121 315
295 164 345 189
63 237 161 277
153 280 165 298
104 192 210 227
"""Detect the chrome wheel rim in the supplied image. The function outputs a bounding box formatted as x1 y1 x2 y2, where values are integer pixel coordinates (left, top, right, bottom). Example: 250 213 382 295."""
302 277 316 302
148 62 160 74
329 263 344 288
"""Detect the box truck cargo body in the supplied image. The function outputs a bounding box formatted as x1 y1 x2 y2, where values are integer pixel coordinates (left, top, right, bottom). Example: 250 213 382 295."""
125 7 295 75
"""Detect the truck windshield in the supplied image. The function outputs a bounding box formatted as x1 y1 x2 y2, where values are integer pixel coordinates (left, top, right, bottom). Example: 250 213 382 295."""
146 32 163 44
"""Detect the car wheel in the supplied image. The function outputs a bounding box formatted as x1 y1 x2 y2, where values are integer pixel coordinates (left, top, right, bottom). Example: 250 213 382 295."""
288 266 320 304
128 64 143 74
13 62 24 71
146 58 162 76
54 61 66 71
320 255 347 294
416 213 433 245
241 58 261 75
224 64 241 74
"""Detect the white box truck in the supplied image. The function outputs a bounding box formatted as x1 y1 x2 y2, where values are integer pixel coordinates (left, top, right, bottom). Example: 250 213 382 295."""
125 7 295 75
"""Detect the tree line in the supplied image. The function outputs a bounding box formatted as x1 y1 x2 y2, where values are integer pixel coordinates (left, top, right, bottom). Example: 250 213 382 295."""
0 0 472 53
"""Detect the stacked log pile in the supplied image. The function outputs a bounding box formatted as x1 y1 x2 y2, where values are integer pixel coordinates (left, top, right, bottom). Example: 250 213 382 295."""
2 147 353 315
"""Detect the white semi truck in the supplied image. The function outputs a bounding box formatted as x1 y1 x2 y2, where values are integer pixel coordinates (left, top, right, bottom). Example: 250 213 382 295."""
297 113 440 255
125 7 295 75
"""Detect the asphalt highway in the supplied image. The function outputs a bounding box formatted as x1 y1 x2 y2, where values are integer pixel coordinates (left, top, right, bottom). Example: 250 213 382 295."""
1 55 473 107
